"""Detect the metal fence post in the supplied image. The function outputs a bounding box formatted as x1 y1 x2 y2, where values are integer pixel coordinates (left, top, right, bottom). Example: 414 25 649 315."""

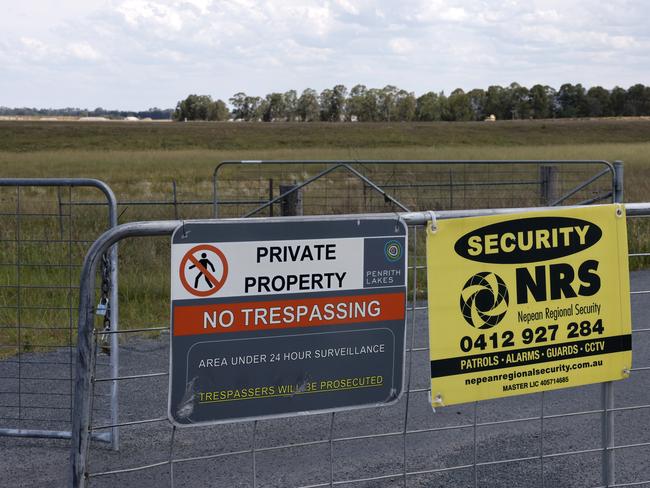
613 161 624 204
109 240 119 450
601 382 615 487
212 166 220 218
279 184 303 216
172 180 179 220
601 160 623 487
540 165 559 205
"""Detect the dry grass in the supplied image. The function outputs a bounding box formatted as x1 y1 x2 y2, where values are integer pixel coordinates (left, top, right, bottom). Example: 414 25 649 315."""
1 118 649 152
0 142 648 198
0 120 648 357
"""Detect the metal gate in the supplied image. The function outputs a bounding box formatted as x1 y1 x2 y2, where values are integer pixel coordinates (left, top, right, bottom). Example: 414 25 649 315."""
71 202 649 488
212 160 622 218
0 179 119 448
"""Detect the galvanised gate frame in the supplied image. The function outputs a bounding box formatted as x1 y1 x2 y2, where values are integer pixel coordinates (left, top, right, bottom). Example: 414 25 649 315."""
0 178 119 448
32 162 619 222
212 160 623 218
71 202 649 488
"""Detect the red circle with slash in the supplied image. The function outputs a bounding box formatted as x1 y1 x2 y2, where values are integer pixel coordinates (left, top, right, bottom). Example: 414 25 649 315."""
179 244 229 297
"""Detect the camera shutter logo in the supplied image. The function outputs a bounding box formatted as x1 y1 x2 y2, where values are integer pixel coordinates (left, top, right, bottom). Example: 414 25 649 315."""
459 272 509 329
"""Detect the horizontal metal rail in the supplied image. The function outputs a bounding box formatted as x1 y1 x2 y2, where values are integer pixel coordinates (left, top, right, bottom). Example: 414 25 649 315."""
0 427 110 442
216 159 616 167
374 180 542 189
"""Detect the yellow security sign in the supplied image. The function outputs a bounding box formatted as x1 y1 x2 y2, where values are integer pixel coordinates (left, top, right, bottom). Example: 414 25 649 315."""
427 204 631 406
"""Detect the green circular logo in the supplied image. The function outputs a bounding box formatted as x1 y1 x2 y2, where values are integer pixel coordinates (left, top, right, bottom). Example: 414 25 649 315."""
384 240 402 262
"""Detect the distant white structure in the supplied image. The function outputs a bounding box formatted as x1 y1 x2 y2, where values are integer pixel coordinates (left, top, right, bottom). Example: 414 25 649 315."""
124 116 139 121
79 116 109 122
0 115 74 121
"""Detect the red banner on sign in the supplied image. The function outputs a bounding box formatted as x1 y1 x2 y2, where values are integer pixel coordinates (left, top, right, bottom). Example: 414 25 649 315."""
173 292 405 336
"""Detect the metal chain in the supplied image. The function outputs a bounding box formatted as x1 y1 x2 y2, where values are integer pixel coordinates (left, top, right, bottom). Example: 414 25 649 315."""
97 252 112 355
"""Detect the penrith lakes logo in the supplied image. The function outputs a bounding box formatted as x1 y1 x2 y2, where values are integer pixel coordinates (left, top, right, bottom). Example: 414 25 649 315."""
384 240 403 262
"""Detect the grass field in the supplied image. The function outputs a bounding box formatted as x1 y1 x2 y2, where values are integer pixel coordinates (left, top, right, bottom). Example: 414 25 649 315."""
0 118 648 356
1 118 649 201
2 118 650 152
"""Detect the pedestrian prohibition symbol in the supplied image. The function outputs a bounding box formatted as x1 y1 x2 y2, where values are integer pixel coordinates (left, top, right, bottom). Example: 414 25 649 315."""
179 244 229 297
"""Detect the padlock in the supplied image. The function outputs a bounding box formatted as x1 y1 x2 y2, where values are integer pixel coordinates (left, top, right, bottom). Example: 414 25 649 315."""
96 298 108 316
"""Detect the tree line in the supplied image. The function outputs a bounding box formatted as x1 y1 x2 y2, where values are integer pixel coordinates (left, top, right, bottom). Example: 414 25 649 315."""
0 107 174 120
174 82 650 122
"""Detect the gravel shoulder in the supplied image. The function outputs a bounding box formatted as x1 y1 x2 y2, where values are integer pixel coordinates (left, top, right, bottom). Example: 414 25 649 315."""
1 271 649 488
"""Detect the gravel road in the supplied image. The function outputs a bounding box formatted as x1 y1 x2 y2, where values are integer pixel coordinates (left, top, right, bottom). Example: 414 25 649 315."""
2 271 649 488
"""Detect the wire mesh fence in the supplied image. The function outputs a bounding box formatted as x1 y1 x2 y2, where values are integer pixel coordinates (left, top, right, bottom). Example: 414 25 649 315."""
91 160 623 353
212 160 618 218
71 203 649 488
0 162 643 487
86 160 620 222
0 180 118 444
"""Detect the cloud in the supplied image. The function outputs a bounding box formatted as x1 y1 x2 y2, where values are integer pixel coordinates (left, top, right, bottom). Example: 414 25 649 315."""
68 42 103 61
522 9 561 23
279 39 334 63
117 0 185 31
334 0 360 16
388 38 415 55
413 1 468 23
19 37 51 60
1 0 649 109
17 36 103 65
439 7 467 22
183 0 213 14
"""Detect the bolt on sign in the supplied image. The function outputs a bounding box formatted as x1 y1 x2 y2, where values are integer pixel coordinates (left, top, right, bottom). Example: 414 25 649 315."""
426 204 632 407
169 217 408 426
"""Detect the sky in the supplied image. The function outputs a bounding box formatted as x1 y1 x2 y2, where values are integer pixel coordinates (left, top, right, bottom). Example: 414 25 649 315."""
1 0 648 110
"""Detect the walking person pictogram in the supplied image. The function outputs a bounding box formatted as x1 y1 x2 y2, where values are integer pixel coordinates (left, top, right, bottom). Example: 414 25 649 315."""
179 245 229 297
190 253 216 289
